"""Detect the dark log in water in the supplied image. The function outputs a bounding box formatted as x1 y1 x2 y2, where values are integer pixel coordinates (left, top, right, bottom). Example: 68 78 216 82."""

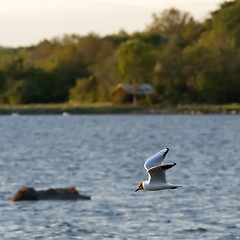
11 186 91 201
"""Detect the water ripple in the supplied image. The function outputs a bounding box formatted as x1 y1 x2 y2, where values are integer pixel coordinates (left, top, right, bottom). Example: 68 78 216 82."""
0 115 239 239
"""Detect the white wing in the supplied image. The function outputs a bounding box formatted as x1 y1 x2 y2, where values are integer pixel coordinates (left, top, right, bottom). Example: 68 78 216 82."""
144 148 169 171
147 164 176 184
148 166 167 184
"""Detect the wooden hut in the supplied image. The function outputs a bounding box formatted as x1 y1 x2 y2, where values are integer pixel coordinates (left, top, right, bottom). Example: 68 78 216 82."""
111 83 154 105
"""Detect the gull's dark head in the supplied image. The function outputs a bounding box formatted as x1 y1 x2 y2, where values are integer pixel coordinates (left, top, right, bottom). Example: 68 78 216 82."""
135 182 143 192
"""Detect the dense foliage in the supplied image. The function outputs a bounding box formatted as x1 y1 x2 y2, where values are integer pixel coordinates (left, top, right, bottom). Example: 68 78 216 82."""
0 1 240 105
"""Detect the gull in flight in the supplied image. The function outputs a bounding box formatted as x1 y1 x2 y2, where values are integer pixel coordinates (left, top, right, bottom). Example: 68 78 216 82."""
135 148 181 192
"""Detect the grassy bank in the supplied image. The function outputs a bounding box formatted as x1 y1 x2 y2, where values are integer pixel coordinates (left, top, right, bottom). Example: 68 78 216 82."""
175 103 240 114
0 103 240 115
0 103 144 115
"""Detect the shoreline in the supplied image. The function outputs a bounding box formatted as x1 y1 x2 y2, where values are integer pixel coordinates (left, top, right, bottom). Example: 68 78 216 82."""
0 103 240 115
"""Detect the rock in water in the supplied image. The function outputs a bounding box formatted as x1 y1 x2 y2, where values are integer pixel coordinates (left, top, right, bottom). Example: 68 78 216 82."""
11 187 38 201
36 187 91 200
11 186 91 201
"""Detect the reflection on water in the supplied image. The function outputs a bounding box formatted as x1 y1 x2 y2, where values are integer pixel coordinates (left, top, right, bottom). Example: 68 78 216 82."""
0 115 239 239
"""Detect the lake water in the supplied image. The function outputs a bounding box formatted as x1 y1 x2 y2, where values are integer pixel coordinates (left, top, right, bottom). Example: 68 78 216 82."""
0 114 239 240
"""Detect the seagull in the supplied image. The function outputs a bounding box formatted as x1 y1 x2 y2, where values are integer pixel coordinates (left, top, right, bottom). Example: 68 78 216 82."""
135 148 181 192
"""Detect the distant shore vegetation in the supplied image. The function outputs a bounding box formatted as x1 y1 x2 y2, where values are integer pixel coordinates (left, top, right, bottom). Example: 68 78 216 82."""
1 1 240 107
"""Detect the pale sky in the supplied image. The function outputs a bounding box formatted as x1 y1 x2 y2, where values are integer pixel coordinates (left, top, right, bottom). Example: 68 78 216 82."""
0 0 224 47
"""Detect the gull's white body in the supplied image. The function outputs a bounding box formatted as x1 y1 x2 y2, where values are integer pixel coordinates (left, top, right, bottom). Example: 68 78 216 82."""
136 148 181 191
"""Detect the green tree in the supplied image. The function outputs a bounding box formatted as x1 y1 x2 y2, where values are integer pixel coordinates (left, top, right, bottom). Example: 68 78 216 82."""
35 43 89 102
154 40 187 104
69 76 97 103
0 53 34 103
182 0 240 103
147 8 192 35
117 40 155 104
182 44 211 102
76 33 102 63
146 8 203 46
211 0 240 46
21 69 54 103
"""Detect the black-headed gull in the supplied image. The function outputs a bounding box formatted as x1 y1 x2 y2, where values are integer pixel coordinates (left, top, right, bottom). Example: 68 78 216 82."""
135 148 181 192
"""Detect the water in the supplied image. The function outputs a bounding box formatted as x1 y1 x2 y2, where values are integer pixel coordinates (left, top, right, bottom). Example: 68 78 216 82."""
0 114 239 240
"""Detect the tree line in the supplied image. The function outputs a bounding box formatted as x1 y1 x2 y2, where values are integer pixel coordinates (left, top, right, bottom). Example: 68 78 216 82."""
0 0 240 105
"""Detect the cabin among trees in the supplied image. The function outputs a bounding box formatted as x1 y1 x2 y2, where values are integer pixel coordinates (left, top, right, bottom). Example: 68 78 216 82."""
111 83 154 105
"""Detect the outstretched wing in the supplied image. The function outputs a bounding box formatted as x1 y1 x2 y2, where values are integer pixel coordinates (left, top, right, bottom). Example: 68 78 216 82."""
144 148 169 171
148 163 176 184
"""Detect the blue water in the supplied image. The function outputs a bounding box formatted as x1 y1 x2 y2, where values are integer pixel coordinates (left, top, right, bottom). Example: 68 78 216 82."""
0 114 239 239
